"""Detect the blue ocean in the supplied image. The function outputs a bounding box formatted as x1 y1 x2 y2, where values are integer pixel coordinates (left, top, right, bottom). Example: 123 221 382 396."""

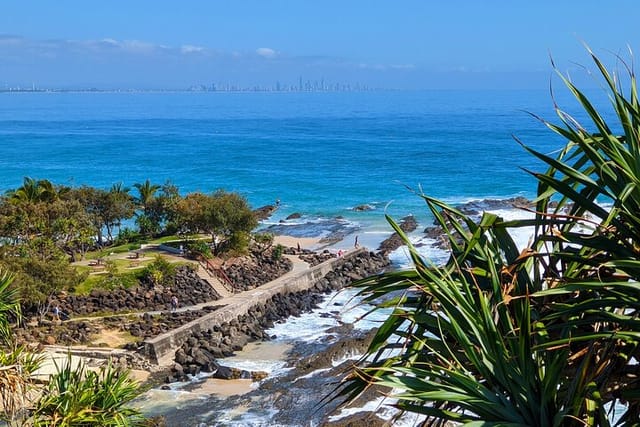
0 89 591 244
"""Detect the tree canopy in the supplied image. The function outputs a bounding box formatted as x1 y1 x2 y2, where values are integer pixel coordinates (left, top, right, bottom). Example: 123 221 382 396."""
176 190 257 255
0 179 259 308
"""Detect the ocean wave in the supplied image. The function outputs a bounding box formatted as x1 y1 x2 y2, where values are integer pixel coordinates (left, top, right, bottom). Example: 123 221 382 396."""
263 215 360 241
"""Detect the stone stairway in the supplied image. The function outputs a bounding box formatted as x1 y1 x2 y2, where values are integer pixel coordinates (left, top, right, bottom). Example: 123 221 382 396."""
195 264 233 298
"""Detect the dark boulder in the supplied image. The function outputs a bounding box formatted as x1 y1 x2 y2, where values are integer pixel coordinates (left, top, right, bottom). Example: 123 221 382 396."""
352 204 373 212
377 215 418 254
254 205 278 221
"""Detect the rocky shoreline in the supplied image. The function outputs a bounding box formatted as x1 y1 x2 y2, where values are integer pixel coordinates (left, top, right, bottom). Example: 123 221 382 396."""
163 249 389 384
49 266 222 317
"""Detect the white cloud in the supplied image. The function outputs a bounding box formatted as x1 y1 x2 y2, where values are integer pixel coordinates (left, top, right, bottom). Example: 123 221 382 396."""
181 44 205 54
100 38 119 46
256 47 277 58
390 64 415 70
0 35 25 46
120 40 157 54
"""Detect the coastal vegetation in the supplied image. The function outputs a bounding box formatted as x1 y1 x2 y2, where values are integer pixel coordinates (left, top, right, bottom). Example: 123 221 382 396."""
341 50 640 424
0 180 257 313
0 270 146 426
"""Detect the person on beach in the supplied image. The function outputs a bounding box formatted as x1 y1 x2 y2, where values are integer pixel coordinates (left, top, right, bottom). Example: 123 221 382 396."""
354 235 359 248
171 295 178 312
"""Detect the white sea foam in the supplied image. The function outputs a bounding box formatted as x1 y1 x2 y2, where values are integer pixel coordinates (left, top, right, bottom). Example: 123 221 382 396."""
212 408 280 426
218 356 291 377
388 207 536 271
327 393 427 426
293 367 331 382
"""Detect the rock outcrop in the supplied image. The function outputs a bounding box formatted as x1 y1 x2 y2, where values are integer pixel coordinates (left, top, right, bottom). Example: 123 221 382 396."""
50 266 221 316
377 215 418 254
253 204 278 221
223 251 293 292
169 250 389 381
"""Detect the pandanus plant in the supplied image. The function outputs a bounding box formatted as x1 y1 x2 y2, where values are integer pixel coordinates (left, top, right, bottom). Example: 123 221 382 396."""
31 356 145 427
338 48 640 426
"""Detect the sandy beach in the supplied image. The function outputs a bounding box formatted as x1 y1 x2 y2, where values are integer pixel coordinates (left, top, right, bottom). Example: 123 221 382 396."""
273 235 321 250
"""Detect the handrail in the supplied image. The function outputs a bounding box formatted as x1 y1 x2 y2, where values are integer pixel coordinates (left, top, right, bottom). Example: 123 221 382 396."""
199 260 235 294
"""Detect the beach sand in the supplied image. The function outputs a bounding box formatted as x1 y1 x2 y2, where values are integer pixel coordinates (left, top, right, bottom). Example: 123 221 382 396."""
134 340 294 418
273 235 321 250
190 378 255 397
182 341 292 397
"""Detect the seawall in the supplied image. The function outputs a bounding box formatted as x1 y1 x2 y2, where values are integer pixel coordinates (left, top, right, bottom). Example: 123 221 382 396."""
143 248 373 366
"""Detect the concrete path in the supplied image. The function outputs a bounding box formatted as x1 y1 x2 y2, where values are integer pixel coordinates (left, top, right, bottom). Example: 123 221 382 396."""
160 254 310 315
62 253 311 323
145 249 365 365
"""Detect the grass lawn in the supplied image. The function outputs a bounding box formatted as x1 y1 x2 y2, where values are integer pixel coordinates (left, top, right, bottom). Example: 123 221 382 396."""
85 234 190 259
73 251 197 296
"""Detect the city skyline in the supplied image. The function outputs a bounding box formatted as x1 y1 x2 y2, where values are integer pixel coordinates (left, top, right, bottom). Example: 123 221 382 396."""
1 1 639 90
1 77 377 93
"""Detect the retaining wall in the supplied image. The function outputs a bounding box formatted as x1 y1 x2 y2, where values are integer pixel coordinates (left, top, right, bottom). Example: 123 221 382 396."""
143 248 367 365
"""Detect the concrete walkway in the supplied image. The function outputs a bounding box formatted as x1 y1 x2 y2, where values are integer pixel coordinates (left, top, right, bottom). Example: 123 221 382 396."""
62 253 311 322
156 254 310 315
144 249 365 365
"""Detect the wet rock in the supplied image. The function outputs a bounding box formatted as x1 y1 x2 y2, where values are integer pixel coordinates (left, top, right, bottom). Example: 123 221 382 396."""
251 371 268 381
253 205 278 221
294 329 378 376
213 365 234 380
321 412 388 427
377 215 418 254
456 196 534 216
352 204 374 212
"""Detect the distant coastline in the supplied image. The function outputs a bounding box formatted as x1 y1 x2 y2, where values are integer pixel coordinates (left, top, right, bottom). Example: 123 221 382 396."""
0 82 380 94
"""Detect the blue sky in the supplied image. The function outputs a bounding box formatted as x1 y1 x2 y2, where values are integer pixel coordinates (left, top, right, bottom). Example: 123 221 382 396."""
2 1 639 89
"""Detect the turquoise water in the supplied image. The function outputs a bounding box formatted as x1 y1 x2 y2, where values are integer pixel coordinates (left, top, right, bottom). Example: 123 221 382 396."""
0 89 599 235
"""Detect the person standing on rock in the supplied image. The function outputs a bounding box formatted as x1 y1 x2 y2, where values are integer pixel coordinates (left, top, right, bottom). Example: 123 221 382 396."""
171 295 178 312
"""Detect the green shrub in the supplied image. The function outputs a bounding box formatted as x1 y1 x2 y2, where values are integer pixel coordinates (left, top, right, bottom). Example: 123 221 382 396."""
141 255 176 287
272 244 284 261
187 240 212 259
339 48 640 425
31 355 145 426
114 228 140 246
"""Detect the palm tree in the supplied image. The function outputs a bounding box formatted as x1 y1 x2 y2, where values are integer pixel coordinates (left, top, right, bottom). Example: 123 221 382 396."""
133 179 160 213
339 49 640 425
133 179 161 236
6 177 58 204
110 182 131 196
